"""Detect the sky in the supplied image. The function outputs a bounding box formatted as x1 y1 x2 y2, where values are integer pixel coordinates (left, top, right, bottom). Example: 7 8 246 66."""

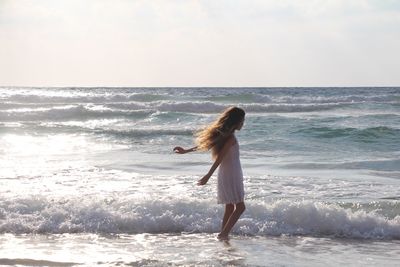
0 0 399 87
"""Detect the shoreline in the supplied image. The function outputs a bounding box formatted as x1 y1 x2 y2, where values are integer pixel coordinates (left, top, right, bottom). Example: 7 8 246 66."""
1 233 400 267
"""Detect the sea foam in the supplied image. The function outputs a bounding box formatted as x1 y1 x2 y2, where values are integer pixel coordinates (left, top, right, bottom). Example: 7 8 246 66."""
1 196 399 239
0 101 351 122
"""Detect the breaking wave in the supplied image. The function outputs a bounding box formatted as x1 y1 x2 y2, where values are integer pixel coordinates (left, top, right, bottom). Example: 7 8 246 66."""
1 196 399 239
0 101 350 122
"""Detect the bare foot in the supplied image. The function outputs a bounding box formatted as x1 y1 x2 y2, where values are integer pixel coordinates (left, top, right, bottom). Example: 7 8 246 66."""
217 233 229 241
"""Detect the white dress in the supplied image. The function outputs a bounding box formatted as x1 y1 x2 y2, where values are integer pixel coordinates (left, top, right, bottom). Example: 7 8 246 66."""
217 135 245 204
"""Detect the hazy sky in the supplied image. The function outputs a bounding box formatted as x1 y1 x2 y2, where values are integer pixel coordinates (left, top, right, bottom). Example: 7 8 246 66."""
1 0 399 87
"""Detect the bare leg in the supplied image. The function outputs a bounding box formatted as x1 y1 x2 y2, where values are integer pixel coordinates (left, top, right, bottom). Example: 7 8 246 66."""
218 202 245 240
222 204 235 231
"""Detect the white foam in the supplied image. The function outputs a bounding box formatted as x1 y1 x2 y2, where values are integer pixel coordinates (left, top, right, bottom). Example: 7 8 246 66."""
154 101 349 113
0 104 151 121
0 101 352 123
1 196 399 239
275 94 399 104
153 101 352 113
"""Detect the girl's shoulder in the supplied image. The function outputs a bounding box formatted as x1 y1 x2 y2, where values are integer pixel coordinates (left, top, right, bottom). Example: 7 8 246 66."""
226 134 237 146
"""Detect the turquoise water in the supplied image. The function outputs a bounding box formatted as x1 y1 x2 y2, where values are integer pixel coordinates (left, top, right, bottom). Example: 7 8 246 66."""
0 87 399 266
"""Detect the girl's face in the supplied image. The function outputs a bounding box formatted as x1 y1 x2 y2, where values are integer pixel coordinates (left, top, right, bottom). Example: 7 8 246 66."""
236 117 245 131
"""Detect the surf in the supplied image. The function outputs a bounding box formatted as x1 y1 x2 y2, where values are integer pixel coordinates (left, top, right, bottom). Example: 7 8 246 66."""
1 196 399 239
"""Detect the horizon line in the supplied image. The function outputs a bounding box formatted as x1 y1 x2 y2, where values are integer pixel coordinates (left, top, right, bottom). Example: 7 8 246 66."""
1 85 400 89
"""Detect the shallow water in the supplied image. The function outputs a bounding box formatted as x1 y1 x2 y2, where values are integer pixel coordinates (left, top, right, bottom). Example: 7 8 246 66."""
1 87 400 265
1 234 400 266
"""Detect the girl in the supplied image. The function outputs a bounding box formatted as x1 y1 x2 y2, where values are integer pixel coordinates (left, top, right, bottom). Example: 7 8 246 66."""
173 107 246 240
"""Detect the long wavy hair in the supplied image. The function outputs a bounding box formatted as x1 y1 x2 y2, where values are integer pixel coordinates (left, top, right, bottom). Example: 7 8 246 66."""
195 107 245 159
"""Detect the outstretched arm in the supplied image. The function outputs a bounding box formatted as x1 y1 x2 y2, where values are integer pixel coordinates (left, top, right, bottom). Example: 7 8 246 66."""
173 146 198 154
197 136 235 185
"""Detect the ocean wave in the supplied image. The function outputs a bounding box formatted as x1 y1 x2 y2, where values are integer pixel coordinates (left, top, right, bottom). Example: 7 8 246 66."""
294 126 400 141
1 92 170 103
0 120 195 139
95 128 194 138
0 105 152 121
1 197 399 239
242 103 347 113
2 88 399 105
149 101 347 113
202 93 273 103
156 101 225 113
275 94 400 104
0 102 350 122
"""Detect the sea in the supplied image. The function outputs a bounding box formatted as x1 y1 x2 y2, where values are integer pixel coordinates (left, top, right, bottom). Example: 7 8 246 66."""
0 87 399 266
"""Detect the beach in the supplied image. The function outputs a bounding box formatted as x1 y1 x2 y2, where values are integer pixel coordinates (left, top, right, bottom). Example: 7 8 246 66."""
1 87 400 266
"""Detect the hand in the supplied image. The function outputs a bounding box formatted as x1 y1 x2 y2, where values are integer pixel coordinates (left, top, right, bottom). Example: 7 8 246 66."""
197 174 211 186
173 146 187 154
